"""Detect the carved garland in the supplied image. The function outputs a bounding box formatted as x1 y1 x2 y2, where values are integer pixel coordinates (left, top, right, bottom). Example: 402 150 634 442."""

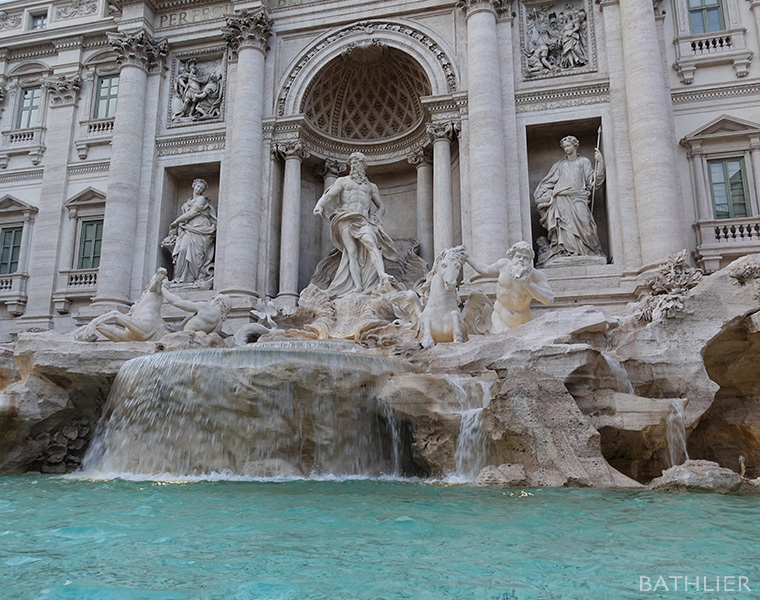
276 21 457 118
58 0 98 20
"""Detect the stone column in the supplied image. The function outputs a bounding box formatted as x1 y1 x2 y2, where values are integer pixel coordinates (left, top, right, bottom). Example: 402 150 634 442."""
751 1 760 40
427 122 457 255
460 0 509 264
218 10 273 296
91 31 167 310
276 141 309 305
408 148 434 265
618 0 686 266
21 73 83 327
598 0 641 268
750 137 760 216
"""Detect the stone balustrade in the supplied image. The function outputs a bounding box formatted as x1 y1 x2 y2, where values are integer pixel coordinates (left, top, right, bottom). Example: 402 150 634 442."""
694 217 760 272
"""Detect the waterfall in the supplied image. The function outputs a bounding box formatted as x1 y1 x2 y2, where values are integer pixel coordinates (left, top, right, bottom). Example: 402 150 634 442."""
445 376 493 483
666 400 689 468
601 352 635 394
81 342 416 479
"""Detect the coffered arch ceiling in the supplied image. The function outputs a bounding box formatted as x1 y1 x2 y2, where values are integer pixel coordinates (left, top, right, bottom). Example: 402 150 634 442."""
301 44 432 143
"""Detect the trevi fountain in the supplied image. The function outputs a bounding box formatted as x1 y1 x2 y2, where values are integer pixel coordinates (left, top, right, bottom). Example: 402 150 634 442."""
1 150 759 599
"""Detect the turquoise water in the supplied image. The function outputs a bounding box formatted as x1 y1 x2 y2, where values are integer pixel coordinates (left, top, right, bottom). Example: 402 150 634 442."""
1 477 759 600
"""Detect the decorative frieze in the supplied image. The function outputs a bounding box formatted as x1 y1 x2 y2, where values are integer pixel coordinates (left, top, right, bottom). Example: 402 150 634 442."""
68 161 110 175
671 82 760 105
156 132 225 157
515 81 609 112
222 10 273 57
519 0 597 80
0 169 44 183
107 30 168 72
0 10 22 31
170 56 225 124
57 0 98 20
43 74 82 107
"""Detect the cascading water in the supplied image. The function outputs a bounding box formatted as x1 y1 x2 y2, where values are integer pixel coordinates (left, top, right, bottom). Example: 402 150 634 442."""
601 352 635 394
81 341 417 479
446 376 493 483
666 399 689 467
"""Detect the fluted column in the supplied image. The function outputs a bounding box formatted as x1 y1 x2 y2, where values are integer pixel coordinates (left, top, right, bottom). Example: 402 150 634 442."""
460 0 509 264
22 73 83 325
618 1 685 265
92 31 167 309
427 122 457 255
276 141 309 304
408 148 434 265
219 10 272 296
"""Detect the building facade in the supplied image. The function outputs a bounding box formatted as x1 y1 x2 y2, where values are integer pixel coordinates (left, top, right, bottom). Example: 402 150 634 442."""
0 0 758 340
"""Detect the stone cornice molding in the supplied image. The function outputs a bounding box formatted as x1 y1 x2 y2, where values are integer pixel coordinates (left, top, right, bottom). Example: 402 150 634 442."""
222 10 273 58
43 74 83 107
457 0 505 18
426 121 460 142
53 36 85 52
107 30 168 73
407 147 433 167
274 140 310 161
314 158 346 180
110 0 159 12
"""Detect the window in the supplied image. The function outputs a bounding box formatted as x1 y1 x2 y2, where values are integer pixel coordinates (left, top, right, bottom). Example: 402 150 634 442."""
30 13 47 30
16 87 41 129
688 0 724 34
0 227 22 275
709 158 750 219
94 75 119 119
77 219 103 269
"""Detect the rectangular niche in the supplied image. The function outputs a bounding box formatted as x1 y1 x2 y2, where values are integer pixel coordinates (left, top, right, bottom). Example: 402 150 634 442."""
160 163 221 287
526 117 610 265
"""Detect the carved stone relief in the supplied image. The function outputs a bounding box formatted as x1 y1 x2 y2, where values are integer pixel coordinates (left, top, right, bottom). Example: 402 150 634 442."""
520 0 596 80
57 0 98 20
0 10 22 31
170 56 224 124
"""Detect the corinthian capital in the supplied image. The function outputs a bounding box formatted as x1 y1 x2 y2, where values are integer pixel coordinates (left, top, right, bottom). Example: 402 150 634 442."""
456 0 506 17
274 140 310 161
426 121 460 142
43 74 82 107
314 158 346 180
223 9 273 57
107 30 168 73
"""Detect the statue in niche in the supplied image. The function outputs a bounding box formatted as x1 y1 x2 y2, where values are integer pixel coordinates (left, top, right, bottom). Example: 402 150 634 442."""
523 3 589 77
534 136 604 267
162 178 216 287
313 151 398 298
161 285 230 335
172 58 223 121
464 242 554 332
73 269 169 342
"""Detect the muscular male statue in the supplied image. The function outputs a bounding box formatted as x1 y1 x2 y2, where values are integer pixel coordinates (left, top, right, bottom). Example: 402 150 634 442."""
313 152 397 297
465 241 554 332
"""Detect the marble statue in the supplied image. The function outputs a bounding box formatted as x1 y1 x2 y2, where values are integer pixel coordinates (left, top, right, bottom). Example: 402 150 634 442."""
465 242 554 332
393 246 491 348
172 58 223 121
162 178 217 286
534 136 604 266
161 285 230 335
313 151 398 297
73 269 170 342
